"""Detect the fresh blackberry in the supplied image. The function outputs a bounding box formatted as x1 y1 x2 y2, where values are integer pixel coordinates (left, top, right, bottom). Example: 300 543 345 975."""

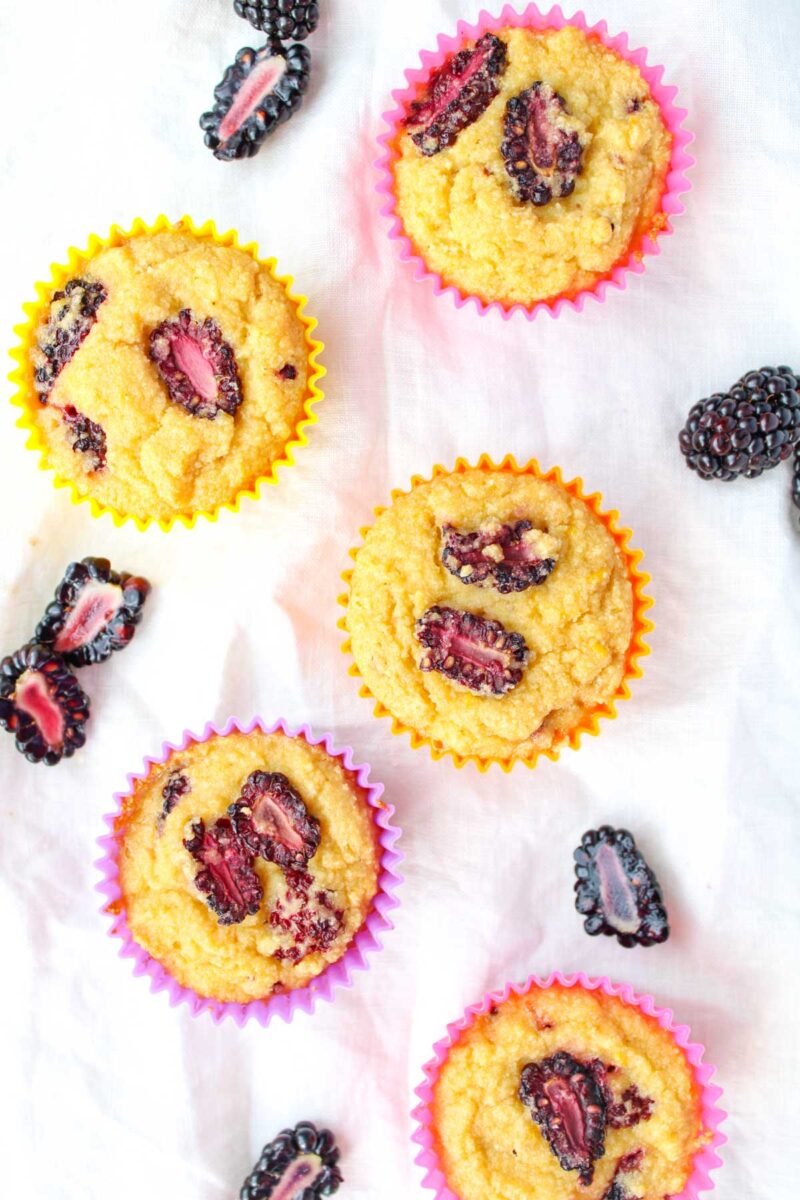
679 364 800 482
574 827 669 948
234 0 319 41
200 42 311 162
240 1121 342 1200
0 643 90 765
35 557 151 668
404 33 508 156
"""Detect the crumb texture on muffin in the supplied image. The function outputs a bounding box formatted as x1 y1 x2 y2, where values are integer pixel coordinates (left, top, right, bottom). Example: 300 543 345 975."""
393 27 672 306
432 985 705 1200
117 729 379 1004
30 230 309 521
346 469 633 763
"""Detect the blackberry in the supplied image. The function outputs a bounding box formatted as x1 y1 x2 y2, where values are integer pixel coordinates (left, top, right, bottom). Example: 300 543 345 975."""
229 770 321 869
200 43 311 162
62 405 107 472
35 557 151 669
233 0 319 41
0 643 90 765
441 519 558 593
31 278 107 400
501 82 585 205
183 817 263 925
416 606 529 696
519 1052 607 1185
269 868 344 963
159 770 191 827
793 443 800 517
149 310 242 419
404 33 508 156
240 1121 342 1200
679 364 800 482
574 827 669 948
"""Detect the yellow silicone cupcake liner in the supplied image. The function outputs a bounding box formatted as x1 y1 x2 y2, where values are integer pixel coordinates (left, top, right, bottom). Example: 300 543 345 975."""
338 454 653 773
7 214 325 532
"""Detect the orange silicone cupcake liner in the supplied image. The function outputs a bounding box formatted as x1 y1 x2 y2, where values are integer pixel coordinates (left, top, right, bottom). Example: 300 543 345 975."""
7 214 325 532
338 454 653 772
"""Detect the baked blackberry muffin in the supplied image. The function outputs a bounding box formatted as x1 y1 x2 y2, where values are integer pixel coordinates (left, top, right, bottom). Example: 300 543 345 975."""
392 25 671 307
116 727 380 1004
430 984 707 1200
23 225 312 523
345 465 636 765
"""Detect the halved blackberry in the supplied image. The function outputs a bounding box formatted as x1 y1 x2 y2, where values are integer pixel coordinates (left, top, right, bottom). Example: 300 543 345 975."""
416 605 529 696
404 32 508 156
679 365 800 481
35 557 151 669
149 310 242 419
183 817 263 925
200 43 311 162
519 1052 607 1185
240 1121 342 1200
230 770 320 869
0 643 90 765
233 0 319 41
441 519 558 593
501 82 584 205
574 827 669 948
31 278 107 400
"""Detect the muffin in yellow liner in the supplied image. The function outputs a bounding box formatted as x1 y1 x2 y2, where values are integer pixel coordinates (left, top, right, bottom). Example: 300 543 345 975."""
338 455 653 771
8 215 325 532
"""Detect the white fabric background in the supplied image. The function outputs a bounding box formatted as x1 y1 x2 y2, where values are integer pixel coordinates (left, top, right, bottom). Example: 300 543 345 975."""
1 1 798 1197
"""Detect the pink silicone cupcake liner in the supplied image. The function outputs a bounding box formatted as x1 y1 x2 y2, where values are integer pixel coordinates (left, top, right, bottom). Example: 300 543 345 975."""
376 4 695 321
95 716 403 1026
412 971 726 1199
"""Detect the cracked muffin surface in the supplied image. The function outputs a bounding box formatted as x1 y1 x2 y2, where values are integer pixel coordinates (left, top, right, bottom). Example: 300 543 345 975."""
117 729 380 1005
28 228 309 521
393 25 672 307
346 468 633 763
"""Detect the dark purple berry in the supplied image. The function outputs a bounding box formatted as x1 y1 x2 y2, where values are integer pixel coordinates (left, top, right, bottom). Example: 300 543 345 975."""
233 0 319 41
276 362 297 380
501 82 585 205
0 643 90 765
679 365 800 482
441 519 558 593
62 405 107 472
269 867 344 963
601 1149 645 1199
240 1120 343 1200
159 770 191 827
792 443 800 520
31 278 107 400
519 1052 607 1185
149 309 242 419
200 43 311 162
416 605 529 696
405 33 508 156
230 771 320 869
35 557 151 669
574 826 669 948
183 817 263 926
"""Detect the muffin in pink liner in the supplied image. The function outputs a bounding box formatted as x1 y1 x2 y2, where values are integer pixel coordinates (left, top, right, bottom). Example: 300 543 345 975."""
412 972 725 1200
376 4 695 320
95 717 402 1026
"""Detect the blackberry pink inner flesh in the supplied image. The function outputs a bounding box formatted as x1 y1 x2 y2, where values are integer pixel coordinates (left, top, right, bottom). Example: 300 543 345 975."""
149 310 242 419
594 842 640 936
405 33 508 155
519 1052 606 1184
441 519 558 592
183 817 263 925
230 771 321 869
416 606 529 696
52 581 121 654
219 52 288 142
267 1153 323 1200
15 670 64 747
502 82 584 205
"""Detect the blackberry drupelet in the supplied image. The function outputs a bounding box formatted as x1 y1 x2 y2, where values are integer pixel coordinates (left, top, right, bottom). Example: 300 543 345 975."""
234 0 319 41
240 1121 343 1199
0 643 90 765
679 365 800 482
200 42 311 161
35 557 151 668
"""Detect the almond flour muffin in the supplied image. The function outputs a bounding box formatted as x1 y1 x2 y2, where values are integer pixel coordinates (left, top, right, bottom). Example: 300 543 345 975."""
392 25 672 307
345 466 635 765
115 727 380 1004
23 226 311 523
429 984 707 1200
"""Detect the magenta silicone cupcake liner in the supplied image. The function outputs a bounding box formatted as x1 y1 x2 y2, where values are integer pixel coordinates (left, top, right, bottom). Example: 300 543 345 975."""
376 4 695 321
412 971 726 1199
95 716 403 1026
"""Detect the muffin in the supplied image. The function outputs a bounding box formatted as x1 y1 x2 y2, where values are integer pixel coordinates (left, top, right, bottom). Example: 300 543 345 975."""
391 23 672 308
114 725 381 1005
427 982 710 1200
17 221 318 524
344 462 642 766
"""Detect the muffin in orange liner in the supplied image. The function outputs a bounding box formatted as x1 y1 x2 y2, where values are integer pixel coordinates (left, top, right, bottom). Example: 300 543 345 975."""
338 455 653 771
7 214 325 532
